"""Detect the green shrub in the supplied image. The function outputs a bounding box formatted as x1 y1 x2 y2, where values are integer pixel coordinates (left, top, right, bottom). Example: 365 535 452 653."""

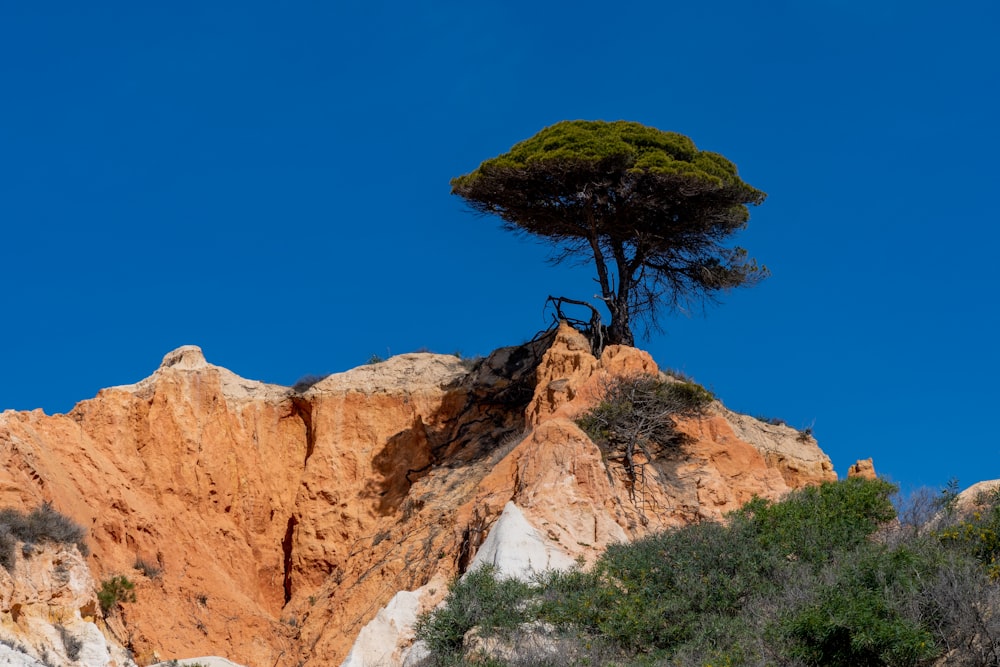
97 575 136 615
937 486 1000 579
664 367 697 384
415 565 534 656
539 519 780 653
734 477 898 567
542 478 902 661
780 544 938 666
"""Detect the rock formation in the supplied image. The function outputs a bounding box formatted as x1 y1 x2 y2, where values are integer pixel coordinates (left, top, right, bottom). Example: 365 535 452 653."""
0 541 135 666
0 324 841 666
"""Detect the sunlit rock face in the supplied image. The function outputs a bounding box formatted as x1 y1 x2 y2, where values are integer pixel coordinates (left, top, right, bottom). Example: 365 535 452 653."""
0 324 840 666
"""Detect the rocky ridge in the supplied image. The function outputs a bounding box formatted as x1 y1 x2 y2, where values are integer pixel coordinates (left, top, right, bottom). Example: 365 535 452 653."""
0 324 843 666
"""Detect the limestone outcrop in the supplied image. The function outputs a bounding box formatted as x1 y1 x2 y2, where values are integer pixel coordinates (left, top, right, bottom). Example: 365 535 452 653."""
0 324 841 666
0 541 135 667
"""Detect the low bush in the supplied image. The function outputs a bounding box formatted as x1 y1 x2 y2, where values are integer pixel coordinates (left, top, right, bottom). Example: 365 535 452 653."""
539 518 781 653
414 565 534 656
780 543 939 666
0 503 88 570
733 477 898 567
937 486 1000 579
97 575 136 615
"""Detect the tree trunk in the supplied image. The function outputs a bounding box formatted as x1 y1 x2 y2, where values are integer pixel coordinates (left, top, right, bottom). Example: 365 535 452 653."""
606 239 636 347
607 297 634 347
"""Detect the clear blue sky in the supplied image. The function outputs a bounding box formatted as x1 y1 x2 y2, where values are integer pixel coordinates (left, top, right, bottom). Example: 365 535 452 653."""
2 2 997 492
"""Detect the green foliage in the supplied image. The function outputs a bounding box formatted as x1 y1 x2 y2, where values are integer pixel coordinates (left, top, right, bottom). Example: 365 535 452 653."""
666 380 715 409
414 565 534 655
0 503 89 570
937 486 1000 579
734 477 898 566
452 120 761 194
0 532 15 571
781 545 938 666
97 575 136 615
539 519 779 652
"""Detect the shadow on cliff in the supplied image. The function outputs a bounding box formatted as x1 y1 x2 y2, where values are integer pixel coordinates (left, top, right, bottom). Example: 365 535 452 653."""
364 329 557 517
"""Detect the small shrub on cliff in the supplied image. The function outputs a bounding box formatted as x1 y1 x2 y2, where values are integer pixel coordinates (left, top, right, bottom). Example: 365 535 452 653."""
291 373 329 392
133 556 162 579
97 575 136 615
755 414 787 426
576 374 713 494
0 503 88 570
576 374 712 453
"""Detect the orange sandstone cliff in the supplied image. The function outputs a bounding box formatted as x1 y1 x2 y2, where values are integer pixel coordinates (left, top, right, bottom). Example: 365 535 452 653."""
0 324 838 666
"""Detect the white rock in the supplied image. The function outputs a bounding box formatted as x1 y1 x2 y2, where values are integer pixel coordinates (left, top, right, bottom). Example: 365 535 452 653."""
401 640 431 667
339 589 423 667
469 502 576 580
0 642 48 667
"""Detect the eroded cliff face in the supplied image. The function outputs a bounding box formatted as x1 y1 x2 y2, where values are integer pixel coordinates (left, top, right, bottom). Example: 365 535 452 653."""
0 325 838 666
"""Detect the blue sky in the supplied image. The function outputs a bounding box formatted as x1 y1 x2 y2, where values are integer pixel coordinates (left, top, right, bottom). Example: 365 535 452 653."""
2 1 997 492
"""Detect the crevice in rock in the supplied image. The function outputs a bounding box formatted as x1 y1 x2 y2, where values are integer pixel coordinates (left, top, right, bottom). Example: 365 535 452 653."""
281 515 298 604
290 397 315 465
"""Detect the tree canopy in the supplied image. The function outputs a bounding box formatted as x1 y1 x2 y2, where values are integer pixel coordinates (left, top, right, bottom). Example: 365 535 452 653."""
451 120 768 346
